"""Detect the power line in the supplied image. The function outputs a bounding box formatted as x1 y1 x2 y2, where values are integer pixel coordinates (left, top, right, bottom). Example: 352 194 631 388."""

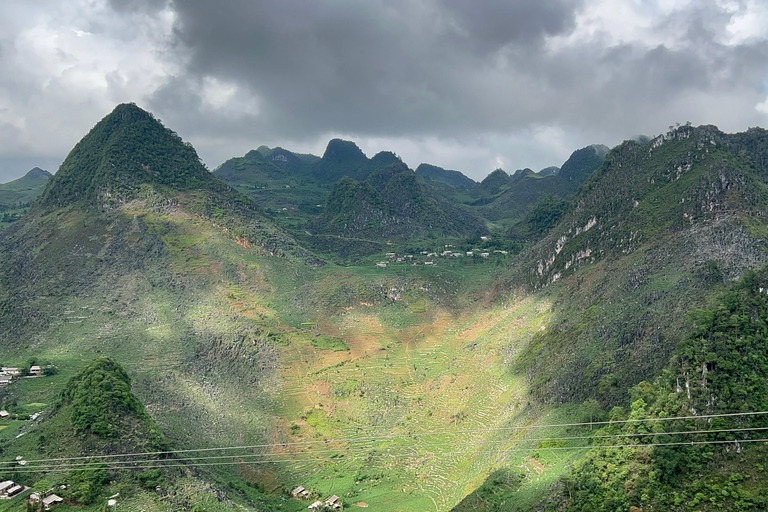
5 425 768 473
11 424 768 471
2 409 765 468
3 436 768 474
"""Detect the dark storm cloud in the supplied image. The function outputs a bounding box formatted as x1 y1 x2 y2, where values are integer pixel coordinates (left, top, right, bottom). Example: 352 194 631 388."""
143 0 583 140
137 0 768 159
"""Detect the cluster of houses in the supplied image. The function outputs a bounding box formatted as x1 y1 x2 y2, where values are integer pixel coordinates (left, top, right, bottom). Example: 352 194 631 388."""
0 481 65 509
375 246 509 268
29 491 64 510
0 480 26 499
291 486 342 510
0 365 44 387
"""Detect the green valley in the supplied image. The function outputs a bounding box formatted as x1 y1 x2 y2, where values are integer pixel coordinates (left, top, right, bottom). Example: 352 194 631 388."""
0 106 767 512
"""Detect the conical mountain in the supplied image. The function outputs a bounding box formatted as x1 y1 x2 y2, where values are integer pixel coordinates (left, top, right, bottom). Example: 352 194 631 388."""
415 163 476 189
312 138 370 183
38 103 216 210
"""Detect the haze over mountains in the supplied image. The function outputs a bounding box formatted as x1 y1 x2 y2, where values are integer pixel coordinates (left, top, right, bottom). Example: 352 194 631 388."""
0 104 767 512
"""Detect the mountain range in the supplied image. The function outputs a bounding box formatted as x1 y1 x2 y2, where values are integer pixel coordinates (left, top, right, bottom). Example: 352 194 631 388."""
0 105 766 511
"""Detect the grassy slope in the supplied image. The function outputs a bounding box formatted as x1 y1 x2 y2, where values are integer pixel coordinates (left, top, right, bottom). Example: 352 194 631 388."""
452 126 768 510
2 124 768 512
0 189 564 511
0 168 52 229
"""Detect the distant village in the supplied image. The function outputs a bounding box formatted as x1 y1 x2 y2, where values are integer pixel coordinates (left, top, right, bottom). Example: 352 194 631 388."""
0 364 48 387
0 365 52 421
0 364 66 510
0 479 66 509
375 239 509 268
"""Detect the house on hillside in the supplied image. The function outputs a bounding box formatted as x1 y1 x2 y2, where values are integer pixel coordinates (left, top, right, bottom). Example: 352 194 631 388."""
291 486 309 498
0 410 9 419
42 494 64 510
29 365 42 376
0 377 11 387
324 495 342 510
376 262 387 268
6 484 24 497
0 481 14 494
307 501 323 511
1 368 20 376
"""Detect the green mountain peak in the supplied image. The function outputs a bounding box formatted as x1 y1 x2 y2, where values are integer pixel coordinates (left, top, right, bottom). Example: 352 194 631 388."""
38 103 212 210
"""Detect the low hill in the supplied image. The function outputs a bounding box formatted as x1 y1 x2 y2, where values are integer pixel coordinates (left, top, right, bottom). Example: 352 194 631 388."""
214 149 293 187
0 167 52 201
416 163 477 189
0 167 53 227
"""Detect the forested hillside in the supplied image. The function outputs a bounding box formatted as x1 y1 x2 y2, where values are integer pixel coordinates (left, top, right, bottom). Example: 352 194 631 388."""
455 124 768 511
1 106 768 512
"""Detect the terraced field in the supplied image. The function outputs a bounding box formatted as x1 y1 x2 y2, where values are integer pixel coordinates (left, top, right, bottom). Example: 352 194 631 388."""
266 295 560 511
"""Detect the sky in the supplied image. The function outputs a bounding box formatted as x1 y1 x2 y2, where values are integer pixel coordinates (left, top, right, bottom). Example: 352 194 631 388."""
1 0 768 182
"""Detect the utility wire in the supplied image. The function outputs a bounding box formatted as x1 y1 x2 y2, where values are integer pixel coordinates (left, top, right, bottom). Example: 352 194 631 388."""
2 409 765 468
10 424 768 471
5 425 768 473
3 436 768 474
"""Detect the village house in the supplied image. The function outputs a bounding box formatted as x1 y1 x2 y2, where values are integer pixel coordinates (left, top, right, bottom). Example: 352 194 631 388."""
0 378 11 387
6 484 24 497
375 262 387 268
0 481 14 494
29 365 42 376
324 495 342 510
385 253 396 259
291 486 309 498
1 368 20 376
42 494 64 510
307 501 323 511
480 252 490 258
0 411 9 419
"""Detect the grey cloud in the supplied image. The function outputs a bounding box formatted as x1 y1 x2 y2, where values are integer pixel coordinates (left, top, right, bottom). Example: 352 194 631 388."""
3 0 760 180
142 0 767 153
146 0 584 140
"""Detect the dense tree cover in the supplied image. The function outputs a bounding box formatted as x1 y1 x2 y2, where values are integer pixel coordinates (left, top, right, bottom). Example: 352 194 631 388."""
60 358 161 439
507 195 571 243
468 146 606 225
38 103 215 209
311 162 484 242
543 270 768 511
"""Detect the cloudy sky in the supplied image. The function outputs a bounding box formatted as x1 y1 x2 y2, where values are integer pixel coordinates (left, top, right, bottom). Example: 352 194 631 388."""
1 0 768 182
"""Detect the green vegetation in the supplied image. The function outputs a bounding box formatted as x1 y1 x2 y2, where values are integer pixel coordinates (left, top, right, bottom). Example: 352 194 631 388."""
0 168 52 228
60 358 162 440
539 271 768 511
3 106 768 512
